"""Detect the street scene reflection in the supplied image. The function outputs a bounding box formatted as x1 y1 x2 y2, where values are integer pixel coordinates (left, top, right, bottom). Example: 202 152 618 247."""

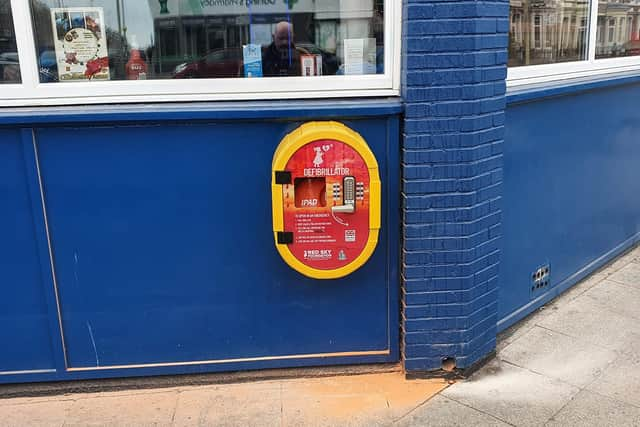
0 0 20 83
509 0 640 66
30 0 384 82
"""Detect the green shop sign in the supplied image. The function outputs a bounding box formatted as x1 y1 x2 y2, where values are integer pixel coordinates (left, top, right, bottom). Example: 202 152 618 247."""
157 0 313 16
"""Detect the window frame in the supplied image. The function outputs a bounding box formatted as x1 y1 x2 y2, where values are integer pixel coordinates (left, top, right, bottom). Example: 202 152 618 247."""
3 0 401 107
507 0 640 88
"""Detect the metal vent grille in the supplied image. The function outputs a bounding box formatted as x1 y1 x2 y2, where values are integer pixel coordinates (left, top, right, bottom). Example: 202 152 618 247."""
530 264 551 297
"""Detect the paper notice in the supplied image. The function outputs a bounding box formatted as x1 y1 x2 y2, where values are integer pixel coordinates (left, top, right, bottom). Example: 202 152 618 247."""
344 38 364 75
344 38 377 75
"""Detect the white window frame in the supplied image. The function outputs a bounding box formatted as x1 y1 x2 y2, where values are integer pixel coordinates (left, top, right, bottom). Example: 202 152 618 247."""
508 0 640 88
2 0 401 107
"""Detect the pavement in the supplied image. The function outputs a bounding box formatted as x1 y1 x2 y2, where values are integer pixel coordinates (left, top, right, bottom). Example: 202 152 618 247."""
0 370 447 427
2 246 640 426
402 245 640 427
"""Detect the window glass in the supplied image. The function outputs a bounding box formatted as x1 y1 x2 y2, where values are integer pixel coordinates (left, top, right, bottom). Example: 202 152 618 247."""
508 0 589 67
30 0 385 83
0 0 21 83
596 0 640 59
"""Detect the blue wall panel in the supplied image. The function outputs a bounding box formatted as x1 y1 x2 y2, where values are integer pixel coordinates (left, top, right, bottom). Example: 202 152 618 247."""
501 84 640 326
34 118 398 369
0 130 56 373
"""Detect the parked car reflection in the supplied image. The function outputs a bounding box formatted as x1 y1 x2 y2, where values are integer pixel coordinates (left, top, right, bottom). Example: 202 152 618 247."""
172 44 338 79
172 48 243 79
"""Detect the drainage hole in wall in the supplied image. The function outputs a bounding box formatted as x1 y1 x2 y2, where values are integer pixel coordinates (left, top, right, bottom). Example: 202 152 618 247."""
442 357 456 372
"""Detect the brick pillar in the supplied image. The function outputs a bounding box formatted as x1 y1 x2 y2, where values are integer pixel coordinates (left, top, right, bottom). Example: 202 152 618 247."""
401 0 508 372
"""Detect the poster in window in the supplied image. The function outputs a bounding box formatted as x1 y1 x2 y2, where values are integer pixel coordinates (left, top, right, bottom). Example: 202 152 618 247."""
301 55 316 76
51 7 110 81
344 38 377 75
243 44 263 78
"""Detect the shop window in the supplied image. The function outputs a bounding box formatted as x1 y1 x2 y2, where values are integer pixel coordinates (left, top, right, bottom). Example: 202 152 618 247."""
29 0 386 83
0 0 397 105
596 1 640 59
0 0 20 83
508 1 589 67
508 0 640 85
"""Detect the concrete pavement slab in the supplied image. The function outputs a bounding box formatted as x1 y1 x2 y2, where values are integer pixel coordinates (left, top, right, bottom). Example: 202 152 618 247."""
283 393 389 427
499 325 617 388
0 400 71 427
545 389 640 427
607 262 640 289
617 332 640 362
536 295 640 351
64 390 178 427
280 372 447 426
555 270 611 304
586 353 640 408
172 381 282 427
629 247 640 264
582 280 640 320
0 394 75 407
441 359 579 427
496 306 551 353
601 248 637 273
394 395 511 427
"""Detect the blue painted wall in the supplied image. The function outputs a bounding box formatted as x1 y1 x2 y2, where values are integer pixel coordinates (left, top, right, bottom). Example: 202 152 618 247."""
401 0 508 371
500 84 640 328
0 103 401 383
0 130 56 373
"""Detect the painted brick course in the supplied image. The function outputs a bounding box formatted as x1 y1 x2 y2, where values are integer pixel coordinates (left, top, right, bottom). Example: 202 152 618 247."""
401 0 507 371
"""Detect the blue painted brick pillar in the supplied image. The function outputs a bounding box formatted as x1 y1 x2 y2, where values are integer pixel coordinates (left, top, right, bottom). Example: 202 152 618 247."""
401 0 508 372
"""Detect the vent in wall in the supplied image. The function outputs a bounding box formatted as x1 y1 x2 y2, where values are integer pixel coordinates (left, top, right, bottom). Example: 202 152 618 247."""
530 264 551 297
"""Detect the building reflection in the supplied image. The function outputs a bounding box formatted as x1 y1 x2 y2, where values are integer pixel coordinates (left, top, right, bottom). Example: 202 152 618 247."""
0 0 20 82
509 0 640 66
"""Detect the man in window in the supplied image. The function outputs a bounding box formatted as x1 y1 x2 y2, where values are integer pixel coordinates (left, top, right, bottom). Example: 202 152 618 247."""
262 21 301 77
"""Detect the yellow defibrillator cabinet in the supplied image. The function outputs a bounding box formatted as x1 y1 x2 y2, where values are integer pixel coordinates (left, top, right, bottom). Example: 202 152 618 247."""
271 122 381 279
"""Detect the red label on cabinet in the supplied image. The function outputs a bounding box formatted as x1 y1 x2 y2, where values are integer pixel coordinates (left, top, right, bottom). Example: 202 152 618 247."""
282 139 370 270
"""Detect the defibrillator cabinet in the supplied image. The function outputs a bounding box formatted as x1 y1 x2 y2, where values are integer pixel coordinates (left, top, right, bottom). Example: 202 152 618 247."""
271 122 381 279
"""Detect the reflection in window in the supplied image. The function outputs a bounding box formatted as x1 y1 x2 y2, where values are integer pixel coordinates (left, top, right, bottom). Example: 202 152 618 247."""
508 0 589 67
30 0 385 83
596 0 640 59
0 0 21 83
